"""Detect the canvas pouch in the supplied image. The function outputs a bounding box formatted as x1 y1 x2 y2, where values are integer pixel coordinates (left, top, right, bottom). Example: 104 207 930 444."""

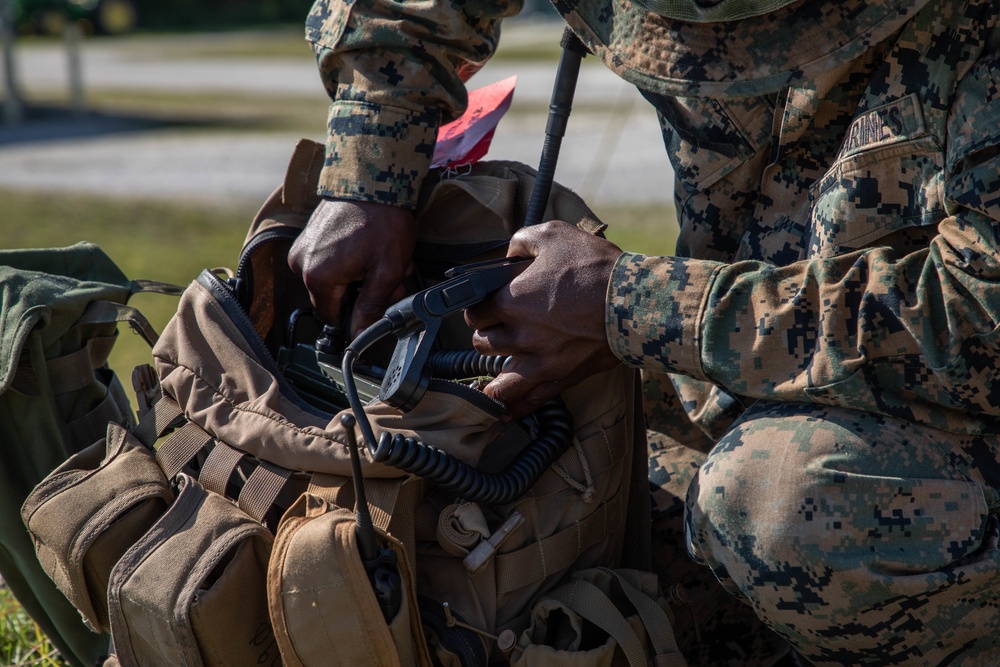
106 472 276 667
267 493 431 667
21 421 173 634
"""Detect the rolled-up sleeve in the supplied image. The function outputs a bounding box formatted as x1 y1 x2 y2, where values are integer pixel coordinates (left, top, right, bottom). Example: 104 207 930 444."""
606 53 1000 433
306 0 522 208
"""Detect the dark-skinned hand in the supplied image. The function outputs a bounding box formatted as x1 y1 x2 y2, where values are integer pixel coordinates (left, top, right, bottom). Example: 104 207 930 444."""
288 198 416 337
464 220 624 419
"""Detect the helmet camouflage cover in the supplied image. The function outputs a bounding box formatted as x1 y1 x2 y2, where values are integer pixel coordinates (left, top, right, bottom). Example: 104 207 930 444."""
557 0 932 97
634 0 802 22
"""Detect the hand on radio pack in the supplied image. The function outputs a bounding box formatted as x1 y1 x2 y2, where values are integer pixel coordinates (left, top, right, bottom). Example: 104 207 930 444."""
289 199 417 338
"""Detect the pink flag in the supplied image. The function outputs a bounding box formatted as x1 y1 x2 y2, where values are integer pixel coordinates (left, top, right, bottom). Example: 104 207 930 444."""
431 76 517 169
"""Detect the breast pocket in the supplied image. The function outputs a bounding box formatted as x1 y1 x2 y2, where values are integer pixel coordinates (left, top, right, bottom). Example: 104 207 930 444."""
807 137 946 258
642 91 774 195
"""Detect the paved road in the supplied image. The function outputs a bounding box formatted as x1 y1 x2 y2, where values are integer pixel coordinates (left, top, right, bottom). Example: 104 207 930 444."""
0 22 675 210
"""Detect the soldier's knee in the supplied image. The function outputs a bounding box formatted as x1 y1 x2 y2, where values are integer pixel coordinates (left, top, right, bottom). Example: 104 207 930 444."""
684 416 817 585
686 401 1000 614
685 402 883 606
687 402 1000 664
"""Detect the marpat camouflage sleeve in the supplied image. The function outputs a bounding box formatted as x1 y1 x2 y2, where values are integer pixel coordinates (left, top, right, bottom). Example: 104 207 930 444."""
607 51 1000 434
305 0 522 209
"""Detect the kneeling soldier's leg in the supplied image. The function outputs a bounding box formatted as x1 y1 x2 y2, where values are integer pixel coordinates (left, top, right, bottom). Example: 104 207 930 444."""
686 401 1000 666
644 371 793 665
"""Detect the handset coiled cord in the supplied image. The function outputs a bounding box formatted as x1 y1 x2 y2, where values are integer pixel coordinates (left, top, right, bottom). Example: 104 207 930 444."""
342 319 574 505
428 349 508 379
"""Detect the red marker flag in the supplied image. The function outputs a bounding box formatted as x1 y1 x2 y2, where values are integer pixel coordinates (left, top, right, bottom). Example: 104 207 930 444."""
431 76 517 169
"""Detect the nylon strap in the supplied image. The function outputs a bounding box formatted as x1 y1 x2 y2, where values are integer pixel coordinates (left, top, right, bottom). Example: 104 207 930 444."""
548 578 647 667
363 477 423 573
133 280 184 296
155 421 213 478
238 460 292 523
494 490 622 595
198 441 244 497
599 568 687 667
132 395 183 447
77 300 159 348
152 413 293 522
365 478 402 534
436 503 488 556
307 473 354 507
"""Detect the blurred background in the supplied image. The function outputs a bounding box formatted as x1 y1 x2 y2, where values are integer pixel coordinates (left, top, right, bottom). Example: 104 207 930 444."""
0 1 676 212
0 4 676 662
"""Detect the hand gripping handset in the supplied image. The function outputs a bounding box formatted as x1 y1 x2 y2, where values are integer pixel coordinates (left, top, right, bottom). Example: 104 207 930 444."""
340 256 575 506
336 26 587 631
378 256 531 411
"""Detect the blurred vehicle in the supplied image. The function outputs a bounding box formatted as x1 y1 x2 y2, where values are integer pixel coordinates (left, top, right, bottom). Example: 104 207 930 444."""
12 0 137 35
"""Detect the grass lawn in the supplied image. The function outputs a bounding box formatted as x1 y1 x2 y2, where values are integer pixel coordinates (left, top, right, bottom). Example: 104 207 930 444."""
0 586 64 667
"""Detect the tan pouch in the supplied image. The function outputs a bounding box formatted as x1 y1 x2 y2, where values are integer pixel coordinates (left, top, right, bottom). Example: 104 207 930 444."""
267 493 431 667
512 568 688 667
21 421 174 633
107 473 276 667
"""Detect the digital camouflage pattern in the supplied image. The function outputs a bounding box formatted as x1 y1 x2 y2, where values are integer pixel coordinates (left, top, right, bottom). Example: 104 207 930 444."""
643 370 791 666
557 0 931 99
617 0 1000 662
306 0 521 207
306 0 1000 662
686 401 1000 665
626 0 799 24
606 0 1000 436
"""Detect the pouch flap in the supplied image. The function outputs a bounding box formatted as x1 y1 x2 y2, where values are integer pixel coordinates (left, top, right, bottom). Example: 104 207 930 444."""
108 473 275 667
22 421 173 632
154 272 528 476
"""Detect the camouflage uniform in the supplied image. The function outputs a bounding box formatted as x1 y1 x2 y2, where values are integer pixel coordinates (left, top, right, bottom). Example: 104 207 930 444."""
306 0 1000 662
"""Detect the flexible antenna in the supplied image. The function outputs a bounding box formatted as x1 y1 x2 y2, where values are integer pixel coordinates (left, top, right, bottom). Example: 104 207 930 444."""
523 27 588 227
341 413 380 563
340 412 401 622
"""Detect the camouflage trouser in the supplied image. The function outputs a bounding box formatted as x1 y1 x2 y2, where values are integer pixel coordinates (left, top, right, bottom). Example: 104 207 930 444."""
643 372 791 666
685 400 1000 666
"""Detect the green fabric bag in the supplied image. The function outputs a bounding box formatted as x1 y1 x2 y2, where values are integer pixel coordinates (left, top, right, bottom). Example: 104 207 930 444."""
0 243 177 667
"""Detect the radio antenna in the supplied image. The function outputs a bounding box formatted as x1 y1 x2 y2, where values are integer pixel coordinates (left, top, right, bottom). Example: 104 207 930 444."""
523 27 588 227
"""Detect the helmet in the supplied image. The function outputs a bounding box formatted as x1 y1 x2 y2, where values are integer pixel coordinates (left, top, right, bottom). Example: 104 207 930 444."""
636 0 803 23
560 0 931 97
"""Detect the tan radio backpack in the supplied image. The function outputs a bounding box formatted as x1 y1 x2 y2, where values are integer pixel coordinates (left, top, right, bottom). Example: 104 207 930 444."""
23 139 685 667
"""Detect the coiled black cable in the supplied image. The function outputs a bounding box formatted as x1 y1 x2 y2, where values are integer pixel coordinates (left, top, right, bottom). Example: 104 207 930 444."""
428 349 508 379
343 318 575 505
371 398 574 505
